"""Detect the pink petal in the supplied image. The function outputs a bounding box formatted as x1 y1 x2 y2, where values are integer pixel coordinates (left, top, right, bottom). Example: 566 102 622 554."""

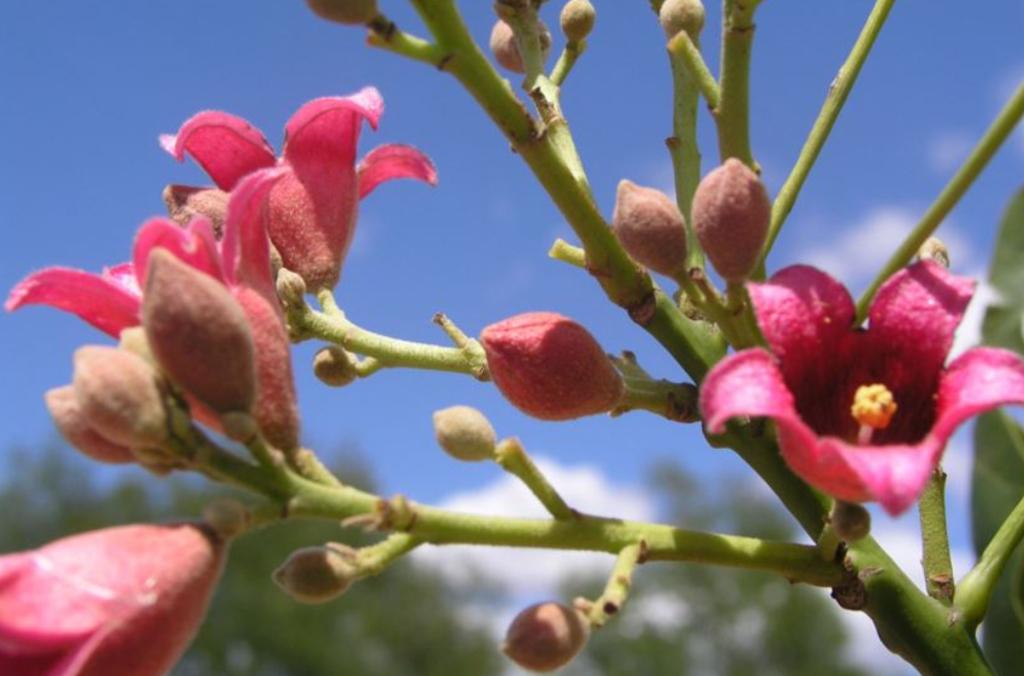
5 267 141 337
161 111 276 191
102 263 141 297
357 143 438 199
283 89 384 172
220 167 287 301
132 217 224 287
932 347 1024 441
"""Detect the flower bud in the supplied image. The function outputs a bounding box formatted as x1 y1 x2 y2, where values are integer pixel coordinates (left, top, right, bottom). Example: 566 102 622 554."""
45 386 135 463
691 158 770 283
202 498 250 540
917 236 950 268
612 179 688 276
313 346 359 387
273 545 358 604
275 267 307 310
481 312 623 421
433 405 497 461
489 19 552 74
72 346 169 448
659 0 705 39
560 0 596 43
162 185 229 237
118 326 155 364
143 248 256 416
831 501 872 542
305 0 378 25
503 602 590 672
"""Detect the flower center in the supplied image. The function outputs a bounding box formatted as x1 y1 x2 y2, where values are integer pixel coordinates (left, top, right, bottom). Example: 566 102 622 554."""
850 383 897 444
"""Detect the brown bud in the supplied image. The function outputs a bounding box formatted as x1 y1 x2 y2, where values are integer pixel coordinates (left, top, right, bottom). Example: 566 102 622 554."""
305 0 378 25
273 545 358 604
612 179 688 276
489 20 552 74
831 501 871 542
503 602 590 672
275 267 307 310
691 158 771 283
72 346 169 448
162 185 229 237
917 236 950 268
313 346 358 387
143 249 256 416
659 0 705 39
432 405 497 462
560 0 596 43
45 386 135 463
202 498 250 540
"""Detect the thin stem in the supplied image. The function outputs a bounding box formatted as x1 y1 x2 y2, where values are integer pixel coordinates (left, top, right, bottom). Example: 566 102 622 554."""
956 491 1024 628
551 41 585 87
494 438 576 520
355 533 421 577
548 238 587 268
667 31 720 109
855 83 1024 323
582 541 646 628
366 15 446 66
920 468 955 604
757 0 896 275
715 0 761 168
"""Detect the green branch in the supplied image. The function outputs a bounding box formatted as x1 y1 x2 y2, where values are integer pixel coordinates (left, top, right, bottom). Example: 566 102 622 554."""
494 437 576 520
920 468 955 604
715 0 761 168
956 491 1024 628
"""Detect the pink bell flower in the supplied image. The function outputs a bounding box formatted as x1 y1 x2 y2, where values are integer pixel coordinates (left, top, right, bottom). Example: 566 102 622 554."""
160 87 437 290
700 261 1024 515
0 523 224 676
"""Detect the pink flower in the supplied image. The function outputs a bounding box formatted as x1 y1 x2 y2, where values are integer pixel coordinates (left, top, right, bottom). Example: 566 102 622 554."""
700 261 1024 515
0 523 224 676
160 87 437 290
7 171 302 449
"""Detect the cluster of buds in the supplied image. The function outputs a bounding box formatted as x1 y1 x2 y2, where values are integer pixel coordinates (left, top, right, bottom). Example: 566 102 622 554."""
488 0 597 75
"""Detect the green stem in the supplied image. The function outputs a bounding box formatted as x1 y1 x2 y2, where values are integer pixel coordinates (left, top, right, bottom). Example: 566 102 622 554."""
366 15 446 66
355 533 421 577
757 0 896 275
584 541 646 628
715 0 761 168
614 376 699 423
494 437 576 520
956 491 1024 628
667 31 720 109
548 238 587 267
920 468 955 604
855 83 1024 323
550 41 585 87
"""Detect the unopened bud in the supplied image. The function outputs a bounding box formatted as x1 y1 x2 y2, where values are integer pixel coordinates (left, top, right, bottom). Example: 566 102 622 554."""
433 405 497 461
162 185 229 237
313 346 359 387
305 0 378 25
202 498 250 540
143 249 256 416
276 267 307 310
691 158 770 283
273 545 358 604
503 602 590 672
917 236 950 268
659 0 705 39
45 386 135 463
489 20 552 74
72 346 169 448
560 0 596 43
612 179 688 276
831 501 871 542
481 312 623 421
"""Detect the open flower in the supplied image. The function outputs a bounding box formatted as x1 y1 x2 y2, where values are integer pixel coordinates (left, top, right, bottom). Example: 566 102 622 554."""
161 87 437 290
700 261 1024 515
0 523 224 676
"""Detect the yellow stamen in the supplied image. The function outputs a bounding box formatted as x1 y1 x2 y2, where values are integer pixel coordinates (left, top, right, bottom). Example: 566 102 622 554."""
851 383 898 431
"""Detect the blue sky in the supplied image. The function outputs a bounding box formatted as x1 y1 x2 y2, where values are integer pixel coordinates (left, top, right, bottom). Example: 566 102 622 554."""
2 2 1022 670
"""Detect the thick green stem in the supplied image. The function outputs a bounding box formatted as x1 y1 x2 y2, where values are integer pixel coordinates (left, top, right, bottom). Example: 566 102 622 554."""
615 376 699 423
855 83 1024 323
920 468 955 604
715 0 761 168
494 438 575 520
757 0 896 275
956 491 1024 629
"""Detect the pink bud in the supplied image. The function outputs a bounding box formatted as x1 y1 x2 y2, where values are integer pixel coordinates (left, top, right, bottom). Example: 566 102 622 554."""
503 602 590 672
143 248 256 416
44 386 135 464
162 185 229 237
691 158 771 283
612 179 688 276
489 19 552 74
0 523 224 676
481 312 623 421
305 0 378 25
71 346 169 449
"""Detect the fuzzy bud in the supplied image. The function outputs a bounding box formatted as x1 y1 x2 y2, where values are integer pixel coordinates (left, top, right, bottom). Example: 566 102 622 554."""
273 545 358 604
831 501 872 542
560 0 596 43
489 19 552 74
313 346 359 387
612 179 688 276
162 185 229 237
72 346 169 448
432 405 497 461
143 249 256 416
202 498 250 540
481 312 623 421
503 602 590 672
659 0 705 39
917 236 950 268
691 158 770 283
305 0 378 25
45 386 135 464
275 267 307 310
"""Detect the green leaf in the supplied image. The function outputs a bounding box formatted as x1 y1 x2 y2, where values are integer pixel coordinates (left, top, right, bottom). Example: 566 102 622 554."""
972 188 1024 674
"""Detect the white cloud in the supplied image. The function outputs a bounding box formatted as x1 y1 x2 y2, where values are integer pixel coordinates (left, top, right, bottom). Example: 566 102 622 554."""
950 276 999 359
926 131 973 174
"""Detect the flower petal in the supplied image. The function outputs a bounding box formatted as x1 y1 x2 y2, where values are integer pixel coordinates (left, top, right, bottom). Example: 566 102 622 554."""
220 167 287 301
283 89 384 174
161 111 276 191
357 144 438 199
133 217 224 288
932 347 1024 441
5 267 141 337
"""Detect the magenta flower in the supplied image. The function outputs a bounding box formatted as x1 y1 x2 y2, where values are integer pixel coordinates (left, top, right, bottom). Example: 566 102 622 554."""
7 171 302 450
700 261 1024 515
161 87 437 290
0 523 223 676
